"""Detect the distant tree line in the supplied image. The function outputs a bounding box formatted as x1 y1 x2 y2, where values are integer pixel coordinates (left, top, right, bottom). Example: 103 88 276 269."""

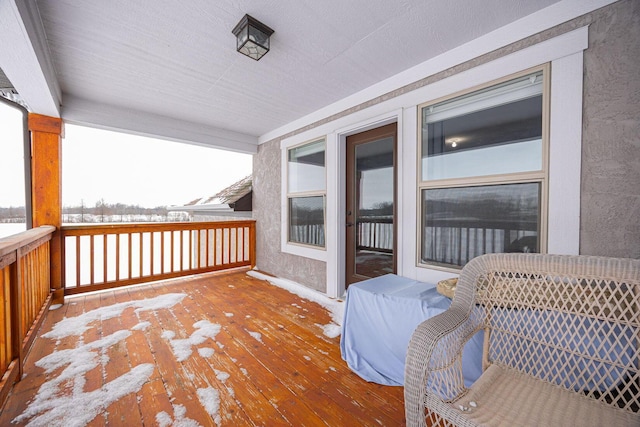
0 200 190 223
0 206 27 222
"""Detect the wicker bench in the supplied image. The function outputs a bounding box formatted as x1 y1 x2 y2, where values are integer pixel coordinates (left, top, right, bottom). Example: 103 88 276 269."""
404 254 640 427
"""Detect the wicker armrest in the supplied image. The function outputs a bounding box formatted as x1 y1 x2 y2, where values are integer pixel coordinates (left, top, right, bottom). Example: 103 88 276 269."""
405 306 481 427
405 254 640 427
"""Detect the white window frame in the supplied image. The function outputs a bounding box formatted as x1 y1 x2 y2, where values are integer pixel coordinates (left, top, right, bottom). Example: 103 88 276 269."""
281 137 328 261
417 65 550 271
277 27 586 296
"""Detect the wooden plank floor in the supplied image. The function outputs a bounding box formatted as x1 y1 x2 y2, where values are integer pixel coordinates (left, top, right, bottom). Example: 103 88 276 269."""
0 268 406 426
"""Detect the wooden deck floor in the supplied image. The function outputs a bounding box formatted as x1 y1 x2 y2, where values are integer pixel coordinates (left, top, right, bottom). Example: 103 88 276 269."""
0 268 405 426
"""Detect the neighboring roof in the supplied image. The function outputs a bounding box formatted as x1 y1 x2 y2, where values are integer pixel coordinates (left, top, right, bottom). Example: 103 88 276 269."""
186 175 252 207
168 176 252 216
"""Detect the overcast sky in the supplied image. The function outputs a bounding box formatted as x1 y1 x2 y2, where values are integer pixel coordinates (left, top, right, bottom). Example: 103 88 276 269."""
0 101 253 208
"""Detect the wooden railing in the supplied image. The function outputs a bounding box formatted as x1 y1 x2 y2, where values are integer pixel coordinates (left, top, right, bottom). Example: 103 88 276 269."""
0 226 55 405
61 221 256 295
290 224 325 247
357 217 393 252
422 224 538 267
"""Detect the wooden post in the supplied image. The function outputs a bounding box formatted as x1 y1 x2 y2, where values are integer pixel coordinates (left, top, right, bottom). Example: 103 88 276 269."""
28 113 64 304
249 221 256 269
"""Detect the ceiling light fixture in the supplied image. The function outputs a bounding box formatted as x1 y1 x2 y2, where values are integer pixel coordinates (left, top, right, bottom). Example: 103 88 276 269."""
447 138 460 148
232 14 274 61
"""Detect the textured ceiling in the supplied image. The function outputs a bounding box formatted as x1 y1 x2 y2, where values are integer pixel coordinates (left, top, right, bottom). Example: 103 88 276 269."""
33 0 560 143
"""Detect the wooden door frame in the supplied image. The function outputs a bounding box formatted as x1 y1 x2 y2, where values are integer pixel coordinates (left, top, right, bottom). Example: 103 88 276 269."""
345 122 397 287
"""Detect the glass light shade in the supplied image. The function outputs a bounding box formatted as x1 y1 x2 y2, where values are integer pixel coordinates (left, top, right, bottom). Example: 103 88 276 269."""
232 15 274 61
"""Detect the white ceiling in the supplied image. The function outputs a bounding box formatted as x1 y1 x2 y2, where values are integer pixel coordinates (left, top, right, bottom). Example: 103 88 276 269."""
2 0 576 152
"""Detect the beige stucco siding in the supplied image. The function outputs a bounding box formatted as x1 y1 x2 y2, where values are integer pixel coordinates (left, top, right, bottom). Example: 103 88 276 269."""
253 0 640 292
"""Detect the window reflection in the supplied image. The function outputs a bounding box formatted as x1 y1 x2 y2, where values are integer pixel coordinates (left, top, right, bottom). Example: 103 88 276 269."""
354 136 394 276
287 138 326 248
289 196 325 247
422 183 540 268
422 72 543 181
288 139 325 193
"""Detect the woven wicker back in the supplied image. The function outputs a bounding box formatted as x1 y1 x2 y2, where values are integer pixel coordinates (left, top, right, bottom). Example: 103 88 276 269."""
464 254 640 413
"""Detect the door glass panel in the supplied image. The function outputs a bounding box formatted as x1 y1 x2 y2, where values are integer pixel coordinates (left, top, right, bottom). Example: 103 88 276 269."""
355 136 394 277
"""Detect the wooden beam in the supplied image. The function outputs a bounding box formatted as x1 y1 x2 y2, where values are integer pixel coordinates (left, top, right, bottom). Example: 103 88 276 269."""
28 113 64 136
29 113 64 304
0 1 61 117
62 95 258 154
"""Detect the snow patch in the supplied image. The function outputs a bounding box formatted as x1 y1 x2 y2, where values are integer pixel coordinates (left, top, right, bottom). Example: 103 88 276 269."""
197 388 221 426
157 404 202 427
43 293 186 339
156 411 173 427
322 323 342 339
214 370 230 383
247 271 344 337
49 304 63 311
224 312 234 317
162 330 176 340
166 320 221 362
246 330 263 343
131 321 151 331
198 347 215 358
14 356 153 426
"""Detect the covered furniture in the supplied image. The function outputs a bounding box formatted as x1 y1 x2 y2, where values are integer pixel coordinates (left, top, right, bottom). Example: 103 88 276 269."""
340 274 483 386
405 254 640 427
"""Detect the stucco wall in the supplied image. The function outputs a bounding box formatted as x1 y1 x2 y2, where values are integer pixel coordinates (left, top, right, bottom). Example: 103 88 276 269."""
253 138 327 291
580 0 640 258
252 0 640 292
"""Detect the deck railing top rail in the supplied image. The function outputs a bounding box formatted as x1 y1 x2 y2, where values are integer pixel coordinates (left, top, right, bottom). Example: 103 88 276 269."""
60 220 256 295
0 225 55 260
61 220 254 234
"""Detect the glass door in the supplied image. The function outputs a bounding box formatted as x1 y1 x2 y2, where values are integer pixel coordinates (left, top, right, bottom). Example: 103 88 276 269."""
345 123 397 286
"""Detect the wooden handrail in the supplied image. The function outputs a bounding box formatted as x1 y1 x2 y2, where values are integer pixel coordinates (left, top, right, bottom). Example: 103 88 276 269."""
0 225 55 258
0 226 55 408
60 220 256 295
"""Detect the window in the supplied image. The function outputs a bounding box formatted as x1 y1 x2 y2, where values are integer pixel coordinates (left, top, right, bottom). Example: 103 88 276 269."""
419 68 548 269
287 139 326 247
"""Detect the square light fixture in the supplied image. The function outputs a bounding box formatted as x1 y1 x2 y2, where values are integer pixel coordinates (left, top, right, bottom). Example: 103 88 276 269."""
232 14 274 61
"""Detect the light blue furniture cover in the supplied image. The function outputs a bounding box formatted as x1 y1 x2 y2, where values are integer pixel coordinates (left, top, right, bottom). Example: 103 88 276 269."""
340 274 483 386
